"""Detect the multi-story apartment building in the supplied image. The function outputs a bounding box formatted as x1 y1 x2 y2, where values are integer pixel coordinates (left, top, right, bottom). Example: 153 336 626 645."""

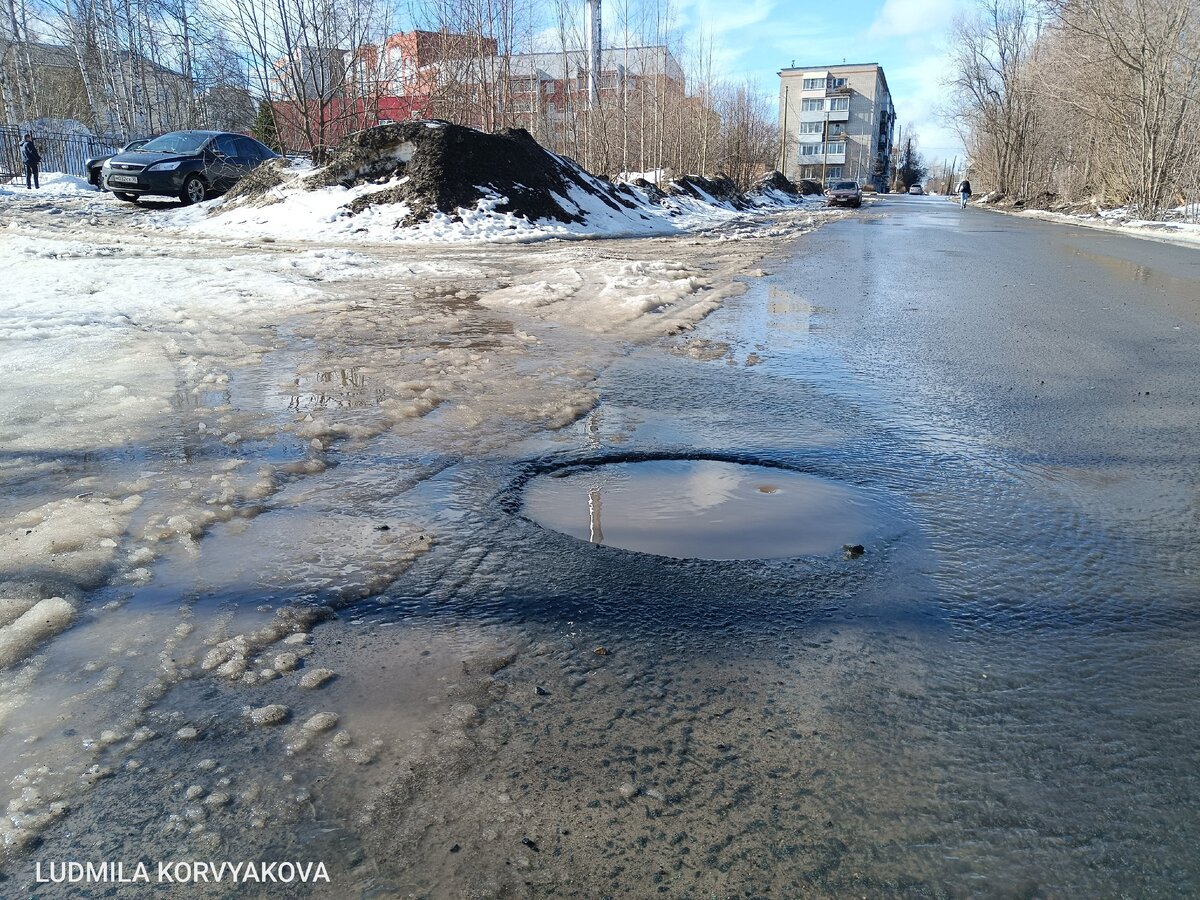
777 63 894 188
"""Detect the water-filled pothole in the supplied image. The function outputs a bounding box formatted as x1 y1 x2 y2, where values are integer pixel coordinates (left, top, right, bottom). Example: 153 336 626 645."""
521 458 880 560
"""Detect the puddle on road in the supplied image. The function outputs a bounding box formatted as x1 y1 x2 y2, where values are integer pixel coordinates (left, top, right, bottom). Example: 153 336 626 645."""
522 458 880 559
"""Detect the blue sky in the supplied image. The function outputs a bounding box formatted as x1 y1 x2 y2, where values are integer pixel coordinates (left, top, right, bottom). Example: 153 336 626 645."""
673 0 968 163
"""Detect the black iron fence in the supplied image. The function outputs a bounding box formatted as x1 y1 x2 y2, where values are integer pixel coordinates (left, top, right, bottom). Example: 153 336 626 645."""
0 125 121 180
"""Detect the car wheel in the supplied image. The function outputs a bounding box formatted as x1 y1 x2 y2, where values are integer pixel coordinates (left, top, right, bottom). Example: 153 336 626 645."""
852 200 861 208
113 192 138 202
180 175 207 206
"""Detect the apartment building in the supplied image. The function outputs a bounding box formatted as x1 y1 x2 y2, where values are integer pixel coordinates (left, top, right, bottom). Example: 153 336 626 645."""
777 63 894 188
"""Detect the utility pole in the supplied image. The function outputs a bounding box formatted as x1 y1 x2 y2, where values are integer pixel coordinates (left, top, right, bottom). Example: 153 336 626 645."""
780 84 789 174
821 107 829 186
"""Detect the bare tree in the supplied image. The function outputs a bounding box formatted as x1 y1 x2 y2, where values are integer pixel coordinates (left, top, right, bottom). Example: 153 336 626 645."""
1050 0 1200 216
946 0 1042 196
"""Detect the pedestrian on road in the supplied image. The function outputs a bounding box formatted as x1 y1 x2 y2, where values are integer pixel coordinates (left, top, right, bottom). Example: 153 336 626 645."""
20 133 41 190
957 178 972 209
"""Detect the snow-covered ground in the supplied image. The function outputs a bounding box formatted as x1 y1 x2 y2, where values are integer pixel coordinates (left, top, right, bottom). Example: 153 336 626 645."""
972 197 1200 249
154 172 822 244
1014 207 1200 248
0 185 839 864
0 171 96 197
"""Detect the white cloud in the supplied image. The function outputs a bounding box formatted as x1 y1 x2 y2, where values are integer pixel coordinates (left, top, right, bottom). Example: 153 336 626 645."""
674 0 778 35
886 45 965 160
868 0 962 39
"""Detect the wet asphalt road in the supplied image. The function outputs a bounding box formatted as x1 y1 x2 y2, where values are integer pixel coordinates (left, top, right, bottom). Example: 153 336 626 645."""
11 193 1199 898
367 193 1200 895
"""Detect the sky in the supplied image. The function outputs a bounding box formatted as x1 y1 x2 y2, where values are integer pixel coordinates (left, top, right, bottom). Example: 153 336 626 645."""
672 0 969 164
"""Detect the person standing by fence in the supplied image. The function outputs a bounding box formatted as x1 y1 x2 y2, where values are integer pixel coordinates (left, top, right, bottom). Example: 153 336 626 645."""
20 133 41 189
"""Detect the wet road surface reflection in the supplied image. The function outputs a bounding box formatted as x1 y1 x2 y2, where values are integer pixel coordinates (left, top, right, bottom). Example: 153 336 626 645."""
521 458 883 559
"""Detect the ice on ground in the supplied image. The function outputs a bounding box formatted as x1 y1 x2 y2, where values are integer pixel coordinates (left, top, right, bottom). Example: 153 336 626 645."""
299 668 335 689
478 257 740 338
0 496 139 594
0 597 75 669
246 704 289 727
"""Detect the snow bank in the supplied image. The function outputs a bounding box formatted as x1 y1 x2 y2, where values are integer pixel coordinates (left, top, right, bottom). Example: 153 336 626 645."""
0 171 96 197
159 123 816 243
0 597 75 669
1013 208 1200 248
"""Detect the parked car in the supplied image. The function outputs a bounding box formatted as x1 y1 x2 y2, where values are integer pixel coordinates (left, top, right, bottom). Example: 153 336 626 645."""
825 180 863 208
908 184 925 195
86 139 150 188
100 130 278 205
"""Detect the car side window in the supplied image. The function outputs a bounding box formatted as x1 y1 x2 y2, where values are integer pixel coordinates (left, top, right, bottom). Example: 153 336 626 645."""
213 135 240 158
235 137 264 161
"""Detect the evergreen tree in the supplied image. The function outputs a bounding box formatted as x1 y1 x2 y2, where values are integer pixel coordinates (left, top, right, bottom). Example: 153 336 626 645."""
252 101 282 153
897 136 928 190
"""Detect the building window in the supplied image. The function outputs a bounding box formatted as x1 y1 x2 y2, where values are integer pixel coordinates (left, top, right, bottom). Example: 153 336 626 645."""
800 98 824 111
799 143 824 156
829 97 849 110
799 121 823 134
826 166 843 178
829 77 847 88
802 77 825 90
827 141 846 154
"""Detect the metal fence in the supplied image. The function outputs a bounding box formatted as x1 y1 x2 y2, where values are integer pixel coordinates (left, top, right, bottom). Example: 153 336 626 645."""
0 125 121 180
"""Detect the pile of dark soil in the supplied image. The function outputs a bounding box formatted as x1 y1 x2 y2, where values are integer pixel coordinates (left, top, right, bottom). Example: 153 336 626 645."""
664 174 750 209
220 122 811 229
750 170 802 198
223 157 293 203
312 122 642 226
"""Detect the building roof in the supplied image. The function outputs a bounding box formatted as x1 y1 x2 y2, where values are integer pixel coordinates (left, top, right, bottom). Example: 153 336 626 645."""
779 62 883 72
506 46 683 83
19 41 184 78
779 62 891 101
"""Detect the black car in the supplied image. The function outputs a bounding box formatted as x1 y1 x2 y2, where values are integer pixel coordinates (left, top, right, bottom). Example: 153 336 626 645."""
86 139 150 187
100 130 278 205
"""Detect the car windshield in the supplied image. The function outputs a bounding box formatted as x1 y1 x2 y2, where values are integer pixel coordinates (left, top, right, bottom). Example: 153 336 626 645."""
140 132 211 154
835 182 858 190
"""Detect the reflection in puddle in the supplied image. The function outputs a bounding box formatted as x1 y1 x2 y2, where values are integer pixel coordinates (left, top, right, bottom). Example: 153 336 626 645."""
287 367 387 411
1063 244 1200 308
523 459 881 559
767 285 819 335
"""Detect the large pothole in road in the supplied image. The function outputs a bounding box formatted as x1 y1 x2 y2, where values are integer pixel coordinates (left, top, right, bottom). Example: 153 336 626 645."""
521 458 880 560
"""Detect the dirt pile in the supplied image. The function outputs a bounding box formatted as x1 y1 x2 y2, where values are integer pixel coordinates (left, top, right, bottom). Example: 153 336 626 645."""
216 122 813 232
222 157 294 204
233 122 647 227
664 173 749 209
751 170 802 198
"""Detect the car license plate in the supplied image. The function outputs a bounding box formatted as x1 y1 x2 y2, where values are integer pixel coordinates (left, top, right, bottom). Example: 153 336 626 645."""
109 175 138 183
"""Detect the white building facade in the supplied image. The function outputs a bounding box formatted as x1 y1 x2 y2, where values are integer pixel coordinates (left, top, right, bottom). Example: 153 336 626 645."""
778 63 894 188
